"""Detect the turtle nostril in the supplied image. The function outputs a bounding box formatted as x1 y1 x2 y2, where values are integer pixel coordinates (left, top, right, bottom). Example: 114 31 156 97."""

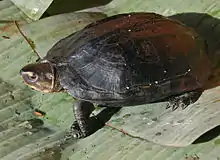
20 69 24 76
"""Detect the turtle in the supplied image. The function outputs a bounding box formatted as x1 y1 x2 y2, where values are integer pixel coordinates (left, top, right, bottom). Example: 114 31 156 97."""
20 12 211 139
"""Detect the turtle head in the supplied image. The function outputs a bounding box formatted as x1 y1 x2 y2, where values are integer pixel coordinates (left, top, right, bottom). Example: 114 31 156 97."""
20 61 62 93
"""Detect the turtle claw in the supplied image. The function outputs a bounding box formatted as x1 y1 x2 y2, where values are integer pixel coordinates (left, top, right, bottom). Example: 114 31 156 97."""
166 91 202 111
166 97 186 110
70 121 86 138
65 121 86 140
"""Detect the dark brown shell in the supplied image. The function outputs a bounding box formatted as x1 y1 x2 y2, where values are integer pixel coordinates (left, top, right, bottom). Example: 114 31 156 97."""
45 12 211 106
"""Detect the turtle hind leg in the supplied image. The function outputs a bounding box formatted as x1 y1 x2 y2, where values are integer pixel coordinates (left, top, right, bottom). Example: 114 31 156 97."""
166 90 202 110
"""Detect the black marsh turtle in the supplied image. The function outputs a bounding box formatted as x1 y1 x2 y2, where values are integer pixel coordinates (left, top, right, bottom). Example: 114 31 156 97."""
20 12 211 138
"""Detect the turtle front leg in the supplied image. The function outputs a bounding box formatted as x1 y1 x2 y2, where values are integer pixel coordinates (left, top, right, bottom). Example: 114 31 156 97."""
68 100 95 139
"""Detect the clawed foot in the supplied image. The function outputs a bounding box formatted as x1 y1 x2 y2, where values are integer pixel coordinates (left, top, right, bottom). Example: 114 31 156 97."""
65 121 87 140
166 91 202 111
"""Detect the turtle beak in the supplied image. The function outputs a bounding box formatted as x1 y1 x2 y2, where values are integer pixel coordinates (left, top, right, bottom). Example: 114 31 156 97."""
20 68 25 75
19 69 25 80
19 68 26 77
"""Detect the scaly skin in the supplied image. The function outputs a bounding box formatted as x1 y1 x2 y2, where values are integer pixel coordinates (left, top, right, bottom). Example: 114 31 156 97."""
69 100 95 138
166 90 202 110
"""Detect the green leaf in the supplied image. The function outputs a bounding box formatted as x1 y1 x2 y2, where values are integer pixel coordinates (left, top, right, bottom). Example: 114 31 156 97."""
1 0 220 159
11 0 54 20
0 0 32 26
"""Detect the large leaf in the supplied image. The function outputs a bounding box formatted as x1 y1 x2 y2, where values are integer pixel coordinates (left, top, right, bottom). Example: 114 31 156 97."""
0 0 32 28
1 0 220 159
10 0 54 20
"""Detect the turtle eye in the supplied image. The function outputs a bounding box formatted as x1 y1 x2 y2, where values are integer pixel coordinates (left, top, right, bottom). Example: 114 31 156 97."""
25 72 38 83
